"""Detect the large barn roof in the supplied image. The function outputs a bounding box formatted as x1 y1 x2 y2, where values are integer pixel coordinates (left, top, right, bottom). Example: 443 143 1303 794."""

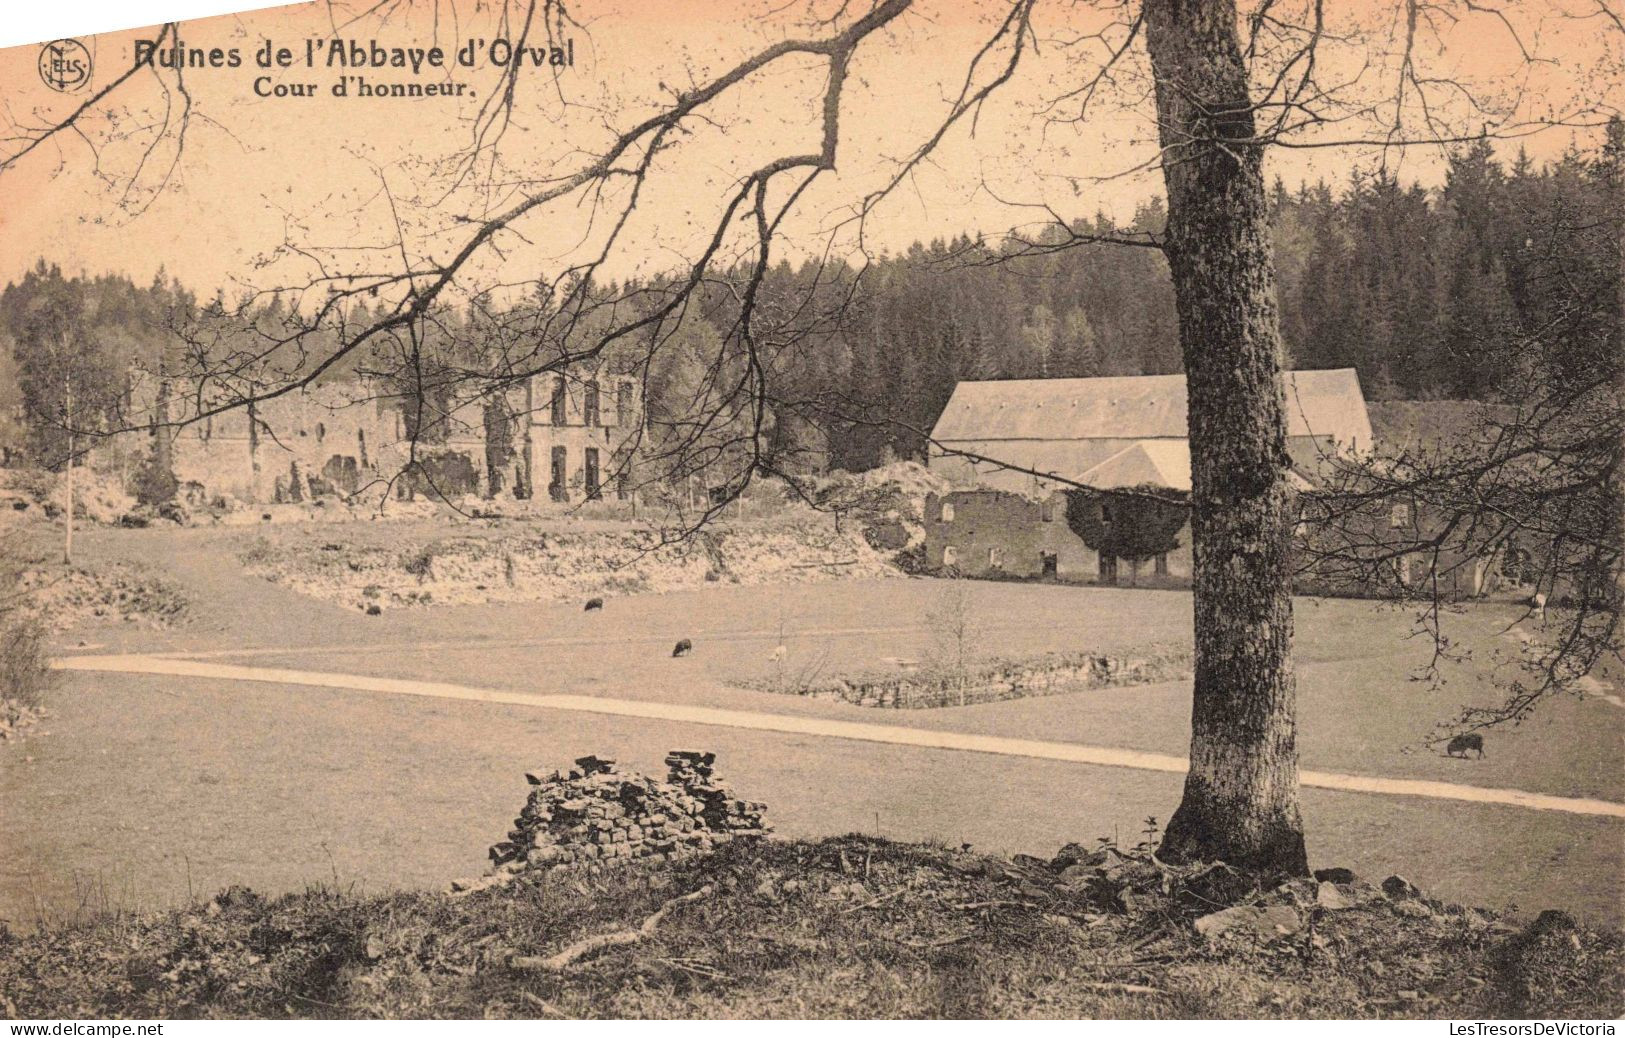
931 368 1374 450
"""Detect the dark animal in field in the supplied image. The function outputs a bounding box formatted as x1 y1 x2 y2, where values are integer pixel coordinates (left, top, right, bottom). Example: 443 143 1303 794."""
672 638 693 658
1446 733 1484 758
584 597 604 611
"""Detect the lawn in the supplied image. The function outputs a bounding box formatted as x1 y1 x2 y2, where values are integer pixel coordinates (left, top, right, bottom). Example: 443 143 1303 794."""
2 523 1620 932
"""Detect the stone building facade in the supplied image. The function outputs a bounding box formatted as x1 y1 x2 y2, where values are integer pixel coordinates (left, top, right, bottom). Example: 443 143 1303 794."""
122 369 644 506
920 368 1370 589
923 488 1194 587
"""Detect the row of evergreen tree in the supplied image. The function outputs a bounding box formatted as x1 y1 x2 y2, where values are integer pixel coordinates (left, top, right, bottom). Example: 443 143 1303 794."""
3 130 1618 478
758 132 1620 469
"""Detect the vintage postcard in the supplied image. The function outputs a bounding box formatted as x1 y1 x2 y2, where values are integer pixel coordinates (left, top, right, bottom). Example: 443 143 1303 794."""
0 0 1620 1023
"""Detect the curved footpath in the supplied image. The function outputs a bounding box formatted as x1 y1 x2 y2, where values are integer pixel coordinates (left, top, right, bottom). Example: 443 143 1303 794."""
55 653 1625 820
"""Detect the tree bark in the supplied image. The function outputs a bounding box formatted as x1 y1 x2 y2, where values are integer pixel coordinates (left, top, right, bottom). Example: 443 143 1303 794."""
1142 0 1308 875
63 369 74 566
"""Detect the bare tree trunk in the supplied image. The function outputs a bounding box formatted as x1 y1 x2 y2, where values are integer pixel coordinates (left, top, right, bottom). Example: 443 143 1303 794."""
63 366 74 566
247 399 261 502
1142 0 1308 875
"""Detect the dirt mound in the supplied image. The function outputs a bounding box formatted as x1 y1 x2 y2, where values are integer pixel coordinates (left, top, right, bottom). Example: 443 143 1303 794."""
0 468 135 526
17 563 189 633
2 833 1617 1019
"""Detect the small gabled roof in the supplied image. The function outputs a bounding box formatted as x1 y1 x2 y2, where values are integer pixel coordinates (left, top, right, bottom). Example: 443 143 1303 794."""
931 368 1374 451
1076 440 1192 492
1070 440 1322 493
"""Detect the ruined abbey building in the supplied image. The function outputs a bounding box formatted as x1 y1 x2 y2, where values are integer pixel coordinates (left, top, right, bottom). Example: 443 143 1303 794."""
99 369 644 507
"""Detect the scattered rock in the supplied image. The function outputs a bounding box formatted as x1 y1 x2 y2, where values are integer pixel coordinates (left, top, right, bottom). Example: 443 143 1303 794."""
1193 904 1302 942
1052 842 1092 867
1382 875 1422 900
1313 867 1357 884
1393 900 1434 919
1058 864 1096 887
1316 882 1354 911
1525 909 1577 936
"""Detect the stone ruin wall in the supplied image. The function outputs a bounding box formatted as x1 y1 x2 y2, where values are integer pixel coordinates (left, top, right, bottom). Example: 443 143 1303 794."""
103 372 646 507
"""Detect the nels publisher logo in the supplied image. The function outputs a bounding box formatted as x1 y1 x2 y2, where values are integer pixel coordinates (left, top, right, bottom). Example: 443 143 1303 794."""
39 38 92 92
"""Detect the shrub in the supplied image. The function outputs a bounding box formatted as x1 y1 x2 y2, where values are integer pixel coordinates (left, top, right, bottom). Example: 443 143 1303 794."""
0 535 54 730
130 446 179 506
238 536 276 567
0 614 53 720
402 545 437 579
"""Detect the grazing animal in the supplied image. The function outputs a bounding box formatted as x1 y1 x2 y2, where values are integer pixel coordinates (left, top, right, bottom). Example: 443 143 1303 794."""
672 638 694 658
1532 591 1548 626
584 597 604 612
768 644 787 663
1446 733 1484 759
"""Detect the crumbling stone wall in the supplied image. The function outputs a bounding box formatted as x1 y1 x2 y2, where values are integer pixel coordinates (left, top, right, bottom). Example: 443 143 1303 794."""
489 751 769 874
96 370 646 506
745 647 1193 709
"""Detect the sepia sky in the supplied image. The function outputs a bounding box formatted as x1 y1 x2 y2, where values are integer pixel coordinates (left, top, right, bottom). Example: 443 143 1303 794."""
0 0 1618 301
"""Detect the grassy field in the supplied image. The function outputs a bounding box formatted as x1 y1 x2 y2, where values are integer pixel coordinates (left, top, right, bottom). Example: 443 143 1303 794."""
5 665 1620 933
1 521 1620 934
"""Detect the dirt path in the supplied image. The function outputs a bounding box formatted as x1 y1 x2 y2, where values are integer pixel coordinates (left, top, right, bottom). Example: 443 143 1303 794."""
55 653 1625 820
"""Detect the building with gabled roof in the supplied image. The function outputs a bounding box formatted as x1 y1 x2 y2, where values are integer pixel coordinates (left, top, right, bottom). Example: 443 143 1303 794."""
920 368 1373 586
928 368 1372 495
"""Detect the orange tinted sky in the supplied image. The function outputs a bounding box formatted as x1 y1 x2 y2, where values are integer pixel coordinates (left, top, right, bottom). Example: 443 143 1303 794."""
0 0 1617 299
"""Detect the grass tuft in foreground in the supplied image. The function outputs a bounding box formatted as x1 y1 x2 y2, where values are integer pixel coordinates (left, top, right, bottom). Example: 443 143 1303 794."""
1 835 1619 1019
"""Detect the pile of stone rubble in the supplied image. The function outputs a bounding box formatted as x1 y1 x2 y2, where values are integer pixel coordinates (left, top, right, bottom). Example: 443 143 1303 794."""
487 751 770 874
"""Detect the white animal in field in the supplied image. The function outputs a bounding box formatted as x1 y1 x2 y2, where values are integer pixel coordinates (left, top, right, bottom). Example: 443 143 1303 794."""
768 644 788 663
1532 591 1548 626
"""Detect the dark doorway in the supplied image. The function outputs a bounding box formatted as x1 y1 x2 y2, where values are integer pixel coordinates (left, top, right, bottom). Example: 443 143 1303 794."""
550 446 567 502
584 382 601 428
1098 554 1118 585
584 448 601 500
1040 551 1058 579
617 381 634 427
321 454 360 495
550 378 567 426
